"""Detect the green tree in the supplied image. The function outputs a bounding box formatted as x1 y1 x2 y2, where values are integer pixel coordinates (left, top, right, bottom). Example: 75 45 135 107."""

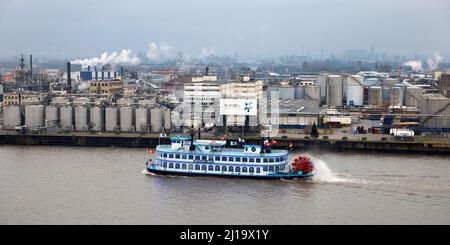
310 122 319 139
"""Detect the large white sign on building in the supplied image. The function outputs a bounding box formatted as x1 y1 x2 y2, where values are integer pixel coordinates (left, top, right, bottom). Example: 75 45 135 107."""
220 99 257 116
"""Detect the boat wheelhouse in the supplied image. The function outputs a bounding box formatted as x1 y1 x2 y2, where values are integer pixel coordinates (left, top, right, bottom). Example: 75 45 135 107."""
146 136 314 179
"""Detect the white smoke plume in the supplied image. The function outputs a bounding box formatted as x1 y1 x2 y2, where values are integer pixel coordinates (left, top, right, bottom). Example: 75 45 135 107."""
72 49 140 68
200 47 216 57
426 51 443 71
403 60 423 72
146 42 172 60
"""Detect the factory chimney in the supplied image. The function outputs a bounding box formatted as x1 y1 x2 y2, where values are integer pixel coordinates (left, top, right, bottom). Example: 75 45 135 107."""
67 62 71 92
95 66 98 80
205 66 209 76
29 55 33 80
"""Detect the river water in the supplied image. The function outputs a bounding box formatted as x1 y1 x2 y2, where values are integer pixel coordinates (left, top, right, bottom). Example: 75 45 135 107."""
0 145 448 224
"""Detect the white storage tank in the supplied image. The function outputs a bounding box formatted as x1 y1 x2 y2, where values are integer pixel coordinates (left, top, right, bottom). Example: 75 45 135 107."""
279 86 295 99
135 107 148 132
405 87 423 107
60 106 73 130
346 75 364 106
389 86 404 106
25 105 44 129
368 86 383 107
326 75 343 107
164 109 171 130
317 74 327 99
304 85 320 100
105 107 118 132
3 106 21 130
90 106 104 131
294 86 305 99
75 106 88 131
45 106 59 128
120 107 134 132
150 107 163 132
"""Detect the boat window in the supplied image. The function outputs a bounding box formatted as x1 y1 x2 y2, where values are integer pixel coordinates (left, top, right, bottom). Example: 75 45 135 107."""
195 165 200 170
163 153 167 158
269 158 274 163
235 157 241 162
215 166 221 171
242 167 248 173
208 165 214 171
235 166 241 172
263 166 268 171
249 167 254 173
275 157 279 162
256 158 261 163
263 158 268 163
168 154 174 158
202 156 207 161
256 167 261 173
195 156 200 160
222 157 227 161
229 157 234 161
182 155 187 159
201 165 207 170
188 164 193 170
269 166 274 172
182 164 187 169
215 156 220 161
188 155 193 160
228 166 234 172
175 154 180 159
242 158 248 163
163 162 167 168
205 146 210 150
222 166 227 172
249 158 255 163
175 163 180 169
169 163 174 168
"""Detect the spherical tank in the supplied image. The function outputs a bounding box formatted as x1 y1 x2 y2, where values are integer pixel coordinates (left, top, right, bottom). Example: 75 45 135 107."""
105 107 118 132
60 106 73 130
135 107 148 132
45 106 59 128
3 106 21 129
25 105 44 129
326 75 343 107
368 86 383 107
150 108 163 132
120 107 134 132
346 75 364 106
90 106 104 131
405 87 423 107
75 106 88 131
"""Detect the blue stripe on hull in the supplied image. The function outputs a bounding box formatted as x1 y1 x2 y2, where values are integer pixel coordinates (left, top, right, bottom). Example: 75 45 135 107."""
146 167 313 180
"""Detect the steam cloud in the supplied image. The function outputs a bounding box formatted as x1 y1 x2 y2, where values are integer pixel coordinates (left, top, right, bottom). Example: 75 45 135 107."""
72 49 140 68
403 60 423 72
426 51 443 71
146 42 172 60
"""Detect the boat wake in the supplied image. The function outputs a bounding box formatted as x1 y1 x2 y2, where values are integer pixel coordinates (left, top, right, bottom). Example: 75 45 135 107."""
311 158 360 183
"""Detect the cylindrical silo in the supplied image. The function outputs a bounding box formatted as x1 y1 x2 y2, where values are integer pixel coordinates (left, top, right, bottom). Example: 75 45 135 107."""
90 106 104 131
164 109 171 130
389 86 404 106
60 106 73 130
326 75 343 107
304 85 320 100
150 107 163 132
279 86 295 99
294 86 305 99
368 86 383 107
75 106 88 131
25 105 44 129
105 107 118 131
135 107 148 132
267 86 279 99
405 87 423 107
45 106 59 128
346 75 364 106
120 106 134 132
3 106 21 130
317 74 327 99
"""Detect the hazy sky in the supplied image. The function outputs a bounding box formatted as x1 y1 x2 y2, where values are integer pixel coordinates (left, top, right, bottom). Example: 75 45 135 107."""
1 0 449 59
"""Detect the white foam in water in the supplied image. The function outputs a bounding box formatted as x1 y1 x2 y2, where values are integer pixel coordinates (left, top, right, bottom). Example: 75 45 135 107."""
311 158 349 183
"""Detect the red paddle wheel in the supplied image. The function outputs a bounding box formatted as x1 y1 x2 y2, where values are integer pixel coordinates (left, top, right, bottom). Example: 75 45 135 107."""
290 156 314 174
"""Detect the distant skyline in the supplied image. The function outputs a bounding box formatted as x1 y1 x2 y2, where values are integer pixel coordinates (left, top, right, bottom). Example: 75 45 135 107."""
1 0 449 60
